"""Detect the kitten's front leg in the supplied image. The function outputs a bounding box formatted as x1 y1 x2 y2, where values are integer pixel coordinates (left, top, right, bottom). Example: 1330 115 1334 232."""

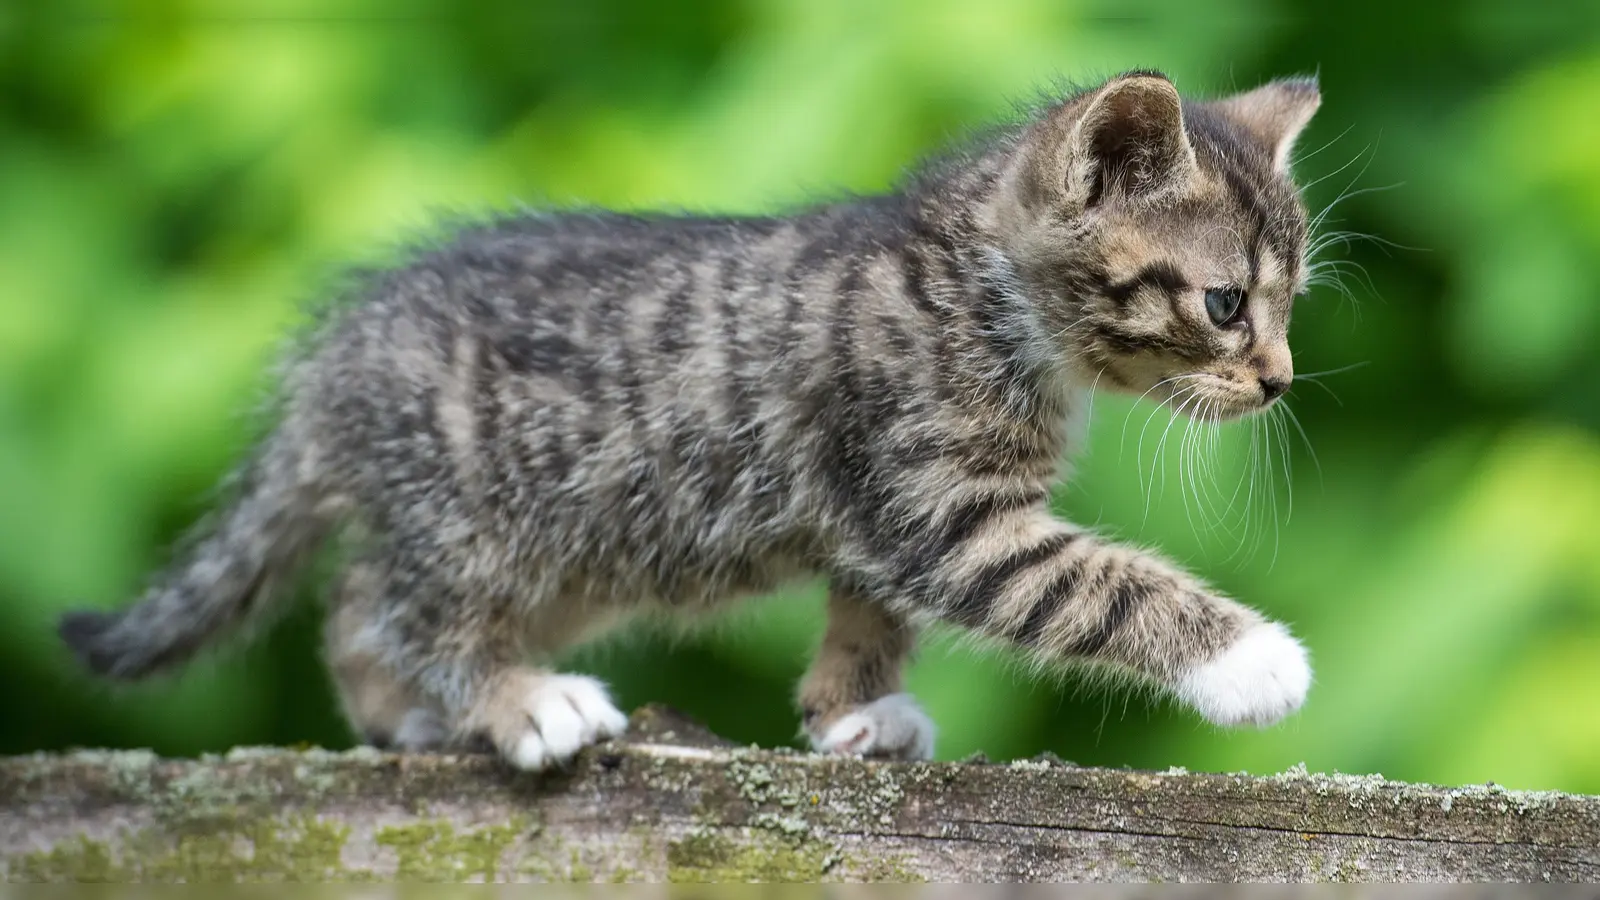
798 583 935 760
911 503 1310 726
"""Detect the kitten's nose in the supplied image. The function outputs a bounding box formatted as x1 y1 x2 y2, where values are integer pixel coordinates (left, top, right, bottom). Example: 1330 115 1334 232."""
1259 376 1290 402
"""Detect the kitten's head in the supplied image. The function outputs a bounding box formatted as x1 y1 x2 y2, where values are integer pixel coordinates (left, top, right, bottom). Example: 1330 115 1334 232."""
989 71 1321 421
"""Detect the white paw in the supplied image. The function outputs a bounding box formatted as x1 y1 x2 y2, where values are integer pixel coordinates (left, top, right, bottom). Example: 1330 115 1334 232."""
812 693 936 761
1177 621 1311 727
507 675 630 770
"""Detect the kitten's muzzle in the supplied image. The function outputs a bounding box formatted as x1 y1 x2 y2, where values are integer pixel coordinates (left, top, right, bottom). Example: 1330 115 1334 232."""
1258 376 1290 403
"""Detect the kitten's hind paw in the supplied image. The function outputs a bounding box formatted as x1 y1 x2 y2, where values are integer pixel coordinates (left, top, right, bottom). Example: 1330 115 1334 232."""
811 693 936 761
1176 621 1310 727
393 708 450 750
474 671 630 771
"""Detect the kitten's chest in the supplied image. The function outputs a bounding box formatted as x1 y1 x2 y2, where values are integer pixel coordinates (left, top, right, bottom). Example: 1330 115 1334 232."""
922 381 1090 491
1053 385 1095 482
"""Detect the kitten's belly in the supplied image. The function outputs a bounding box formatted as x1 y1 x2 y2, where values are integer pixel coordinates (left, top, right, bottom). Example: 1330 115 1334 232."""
508 527 817 613
463 446 819 611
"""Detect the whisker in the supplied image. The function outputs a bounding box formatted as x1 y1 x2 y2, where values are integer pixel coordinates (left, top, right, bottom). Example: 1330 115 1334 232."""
1311 182 1405 232
1187 398 1229 533
1149 387 1202 524
1120 374 1208 458
1204 401 1240 529
1296 361 1371 379
1267 408 1286 571
1175 400 1197 537
1307 228 1422 261
1274 405 1294 526
1083 365 1107 431
1301 141 1376 198
1291 122 1357 169
1309 258 1380 295
1178 396 1215 542
1220 413 1249 567
1133 392 1178 510
1290 379 1343 407
1249 410 1268 566
1225 411 1260 568
1176 392 1220 543
1282 403 1323 487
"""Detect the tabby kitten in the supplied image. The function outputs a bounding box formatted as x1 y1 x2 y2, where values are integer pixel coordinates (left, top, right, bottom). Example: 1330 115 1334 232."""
61 71 1321 768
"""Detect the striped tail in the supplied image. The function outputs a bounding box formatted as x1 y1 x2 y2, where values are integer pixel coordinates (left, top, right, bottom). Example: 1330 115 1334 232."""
58 431 334 680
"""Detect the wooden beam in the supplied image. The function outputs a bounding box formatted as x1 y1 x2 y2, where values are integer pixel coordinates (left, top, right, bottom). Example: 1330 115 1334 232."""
3 706 1596 882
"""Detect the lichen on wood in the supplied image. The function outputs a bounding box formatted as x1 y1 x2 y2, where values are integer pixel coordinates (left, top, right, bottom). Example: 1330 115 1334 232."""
3 706 1598 882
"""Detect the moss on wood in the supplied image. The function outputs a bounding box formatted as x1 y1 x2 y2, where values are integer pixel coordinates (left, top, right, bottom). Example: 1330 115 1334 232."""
4 706 1598 882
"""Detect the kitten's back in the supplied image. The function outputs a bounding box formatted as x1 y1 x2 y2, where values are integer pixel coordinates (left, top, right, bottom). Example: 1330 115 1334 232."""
308 207 912 607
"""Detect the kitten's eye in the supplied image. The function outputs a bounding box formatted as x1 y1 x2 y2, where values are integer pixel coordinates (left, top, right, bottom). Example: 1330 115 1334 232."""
1204 286 1246 327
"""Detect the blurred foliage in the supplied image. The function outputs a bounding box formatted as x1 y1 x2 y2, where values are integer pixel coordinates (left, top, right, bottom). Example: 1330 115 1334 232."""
3 0 1599 793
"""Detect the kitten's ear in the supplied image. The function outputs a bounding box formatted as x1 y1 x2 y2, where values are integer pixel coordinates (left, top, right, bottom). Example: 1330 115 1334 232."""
1214 77 1321 172
1066 72 1198 206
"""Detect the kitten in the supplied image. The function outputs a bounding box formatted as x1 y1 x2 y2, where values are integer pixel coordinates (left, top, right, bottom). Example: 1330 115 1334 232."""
60 70 1321 768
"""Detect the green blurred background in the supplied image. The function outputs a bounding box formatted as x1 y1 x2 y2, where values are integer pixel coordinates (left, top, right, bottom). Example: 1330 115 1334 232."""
4 0 1600 793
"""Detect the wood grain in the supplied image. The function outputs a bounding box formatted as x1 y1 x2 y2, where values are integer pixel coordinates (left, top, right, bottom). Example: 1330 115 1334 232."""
3 706 1596 882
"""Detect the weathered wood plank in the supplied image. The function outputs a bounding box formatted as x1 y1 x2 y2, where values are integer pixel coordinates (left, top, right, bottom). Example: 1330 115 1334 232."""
3 706 1596 882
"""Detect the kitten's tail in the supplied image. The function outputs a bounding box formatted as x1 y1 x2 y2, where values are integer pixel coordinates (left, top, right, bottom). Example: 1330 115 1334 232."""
57 426 337 680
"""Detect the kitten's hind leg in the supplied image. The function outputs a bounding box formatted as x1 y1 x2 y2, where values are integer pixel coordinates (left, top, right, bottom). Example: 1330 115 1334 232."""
798 582 935 761
326 556 627 769
325 561 449 751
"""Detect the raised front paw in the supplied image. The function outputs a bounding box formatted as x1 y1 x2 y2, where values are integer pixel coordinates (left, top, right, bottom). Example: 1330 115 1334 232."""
809 693 936 761
1176 621 1311 727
